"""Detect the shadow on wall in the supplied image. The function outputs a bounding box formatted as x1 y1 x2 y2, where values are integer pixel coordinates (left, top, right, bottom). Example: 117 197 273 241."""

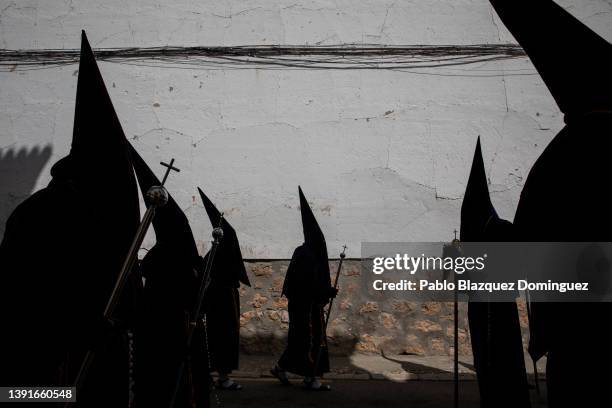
0 145 53 239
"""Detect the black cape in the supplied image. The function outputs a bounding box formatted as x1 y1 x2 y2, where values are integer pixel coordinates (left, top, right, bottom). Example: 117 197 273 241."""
278 187 334 377
129 144 208 408
490 1 612 406
460 138 530 408
0 31 140 407
198 188 250 374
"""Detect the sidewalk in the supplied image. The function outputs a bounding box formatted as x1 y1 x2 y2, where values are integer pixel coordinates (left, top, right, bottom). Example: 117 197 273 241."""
233 353 546 382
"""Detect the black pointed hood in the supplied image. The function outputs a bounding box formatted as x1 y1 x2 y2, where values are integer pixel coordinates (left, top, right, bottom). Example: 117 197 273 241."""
489 0 612 120
460 138 497 241
53 31 135 186
198 188 250 287
299 186 326 249
128 143 199 261
51 31 140 273
298 186 330 276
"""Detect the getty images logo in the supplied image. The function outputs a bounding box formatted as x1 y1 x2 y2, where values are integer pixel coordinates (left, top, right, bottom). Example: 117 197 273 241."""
371 253 487 275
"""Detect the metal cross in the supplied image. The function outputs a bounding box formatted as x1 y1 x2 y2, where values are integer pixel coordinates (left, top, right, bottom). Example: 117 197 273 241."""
340 244 348 258
160 158 180 186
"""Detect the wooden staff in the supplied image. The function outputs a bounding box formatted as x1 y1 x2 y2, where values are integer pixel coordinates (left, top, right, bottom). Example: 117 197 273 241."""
313 245 347 377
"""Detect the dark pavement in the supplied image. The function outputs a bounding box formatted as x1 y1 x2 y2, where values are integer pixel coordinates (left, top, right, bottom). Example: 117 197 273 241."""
211 379 547 408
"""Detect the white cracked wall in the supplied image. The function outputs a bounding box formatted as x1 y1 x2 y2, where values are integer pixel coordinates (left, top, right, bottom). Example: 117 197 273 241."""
1 0 611 258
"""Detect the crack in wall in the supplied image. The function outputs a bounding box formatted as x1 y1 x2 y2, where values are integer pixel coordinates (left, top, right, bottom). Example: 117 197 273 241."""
211 7 263 19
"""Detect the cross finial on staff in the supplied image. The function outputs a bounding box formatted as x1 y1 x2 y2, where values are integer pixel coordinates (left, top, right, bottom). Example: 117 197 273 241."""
160 158 180 186
340 244 348 259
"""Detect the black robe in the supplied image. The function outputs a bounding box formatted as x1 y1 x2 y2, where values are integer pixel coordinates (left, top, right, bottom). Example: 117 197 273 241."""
0 169 139 407
0 175 86 387
466 226 530 408
134 244 201 408
201 251 242 374
278 244 333 377
513 116 612 407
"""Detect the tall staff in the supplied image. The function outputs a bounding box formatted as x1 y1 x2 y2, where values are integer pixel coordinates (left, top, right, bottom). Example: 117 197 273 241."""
168 215 225 408
313 245 347 377
67 159 179 407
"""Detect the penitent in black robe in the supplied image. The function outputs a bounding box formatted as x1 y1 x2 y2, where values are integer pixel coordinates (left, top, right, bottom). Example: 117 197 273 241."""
488 1 612 406
513 117 612 407
197 188 251 375
277 187 335 377
460 138 530 408
0 31 141 407
278 243 334 377
129 143 209 408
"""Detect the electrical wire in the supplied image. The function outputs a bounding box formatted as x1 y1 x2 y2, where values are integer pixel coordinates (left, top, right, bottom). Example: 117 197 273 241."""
0 43 527 72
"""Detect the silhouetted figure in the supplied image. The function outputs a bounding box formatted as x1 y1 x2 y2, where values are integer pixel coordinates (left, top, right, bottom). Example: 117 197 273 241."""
0 31 140 407
271 186 337 390
489 1 612 406
460 138 530 408
129 144 209 408
197 188 251 390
